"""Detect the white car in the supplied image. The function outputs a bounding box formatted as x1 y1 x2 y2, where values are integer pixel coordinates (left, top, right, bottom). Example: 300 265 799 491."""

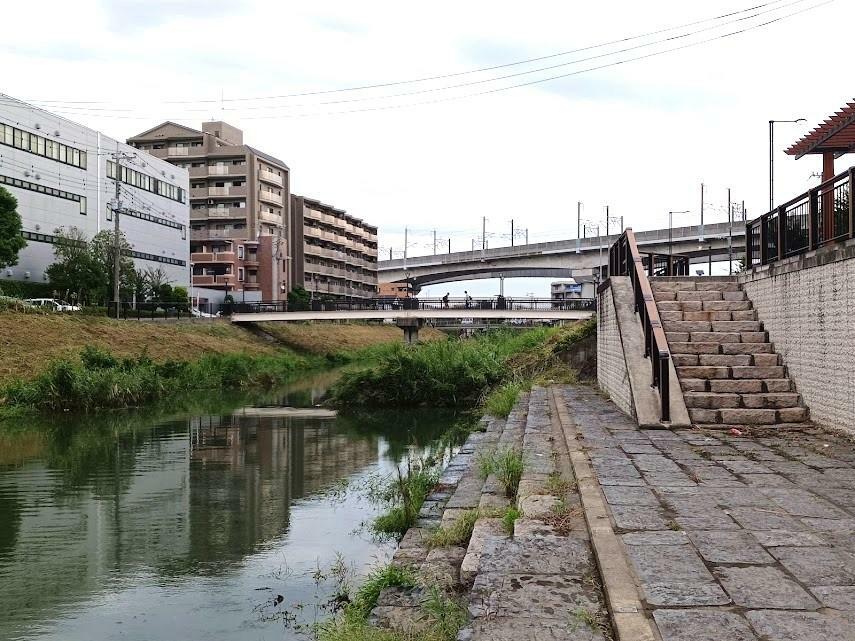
24 298 81 312
191 307 220 318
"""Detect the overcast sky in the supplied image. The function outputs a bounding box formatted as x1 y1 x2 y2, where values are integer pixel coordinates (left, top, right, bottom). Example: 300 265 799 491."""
2 0 851 295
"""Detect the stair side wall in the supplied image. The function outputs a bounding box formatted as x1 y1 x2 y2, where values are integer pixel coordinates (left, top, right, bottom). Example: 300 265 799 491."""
740 247 855 437
597 283 636 419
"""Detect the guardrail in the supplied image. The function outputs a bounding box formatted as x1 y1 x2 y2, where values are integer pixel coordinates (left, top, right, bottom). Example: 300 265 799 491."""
747 166 854 267
607 229 671 422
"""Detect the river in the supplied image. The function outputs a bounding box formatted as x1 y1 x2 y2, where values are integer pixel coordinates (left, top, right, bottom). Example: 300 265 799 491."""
0 370 465 641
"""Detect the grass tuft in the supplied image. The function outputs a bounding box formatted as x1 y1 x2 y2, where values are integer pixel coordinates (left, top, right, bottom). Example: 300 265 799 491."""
477 448 524 498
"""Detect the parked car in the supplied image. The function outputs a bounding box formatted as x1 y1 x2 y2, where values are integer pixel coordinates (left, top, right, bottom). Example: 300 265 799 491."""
191 306 220 318
24 298 81 312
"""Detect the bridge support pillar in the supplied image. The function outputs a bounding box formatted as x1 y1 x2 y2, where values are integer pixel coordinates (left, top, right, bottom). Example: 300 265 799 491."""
396 318 424 344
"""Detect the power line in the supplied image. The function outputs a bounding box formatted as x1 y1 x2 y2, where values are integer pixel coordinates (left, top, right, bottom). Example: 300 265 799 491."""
20 0 791 108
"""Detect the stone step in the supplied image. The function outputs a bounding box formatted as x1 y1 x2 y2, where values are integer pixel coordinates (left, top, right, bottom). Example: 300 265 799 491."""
740 331 768 343
683 311 741 322
683 379 796 394
684 392 741 409
676 290 724 301
651 280 740 292
741 393 801 409
663 320 713 333
690 408 780 425
670 342 720 355
703 300 752 312
699 354 753 366
677 366 730 380
693 423 812 432
689 331 741 343
731 366 786 379
722 343 773 355
722 291 748 301
710 321 763 332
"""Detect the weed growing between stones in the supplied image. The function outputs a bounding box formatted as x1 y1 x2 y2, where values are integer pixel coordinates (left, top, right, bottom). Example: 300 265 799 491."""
541 500 582 536
477 447 524 498
370 459 440 541
545 471 577 496
428 509 480 547
256 557 465 641
501 506 521 534
482 381 524 418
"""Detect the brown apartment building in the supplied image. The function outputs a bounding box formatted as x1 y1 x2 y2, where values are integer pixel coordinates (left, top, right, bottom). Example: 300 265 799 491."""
127 121 289 301
289 195 378 299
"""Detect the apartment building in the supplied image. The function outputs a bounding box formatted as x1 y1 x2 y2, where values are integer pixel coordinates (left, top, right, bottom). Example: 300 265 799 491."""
551 278 595 302
0 93 190 288
127 121 289 302
289 195 378 299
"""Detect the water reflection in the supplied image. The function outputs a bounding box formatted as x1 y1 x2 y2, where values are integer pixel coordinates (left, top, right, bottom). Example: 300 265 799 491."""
0 374 464 641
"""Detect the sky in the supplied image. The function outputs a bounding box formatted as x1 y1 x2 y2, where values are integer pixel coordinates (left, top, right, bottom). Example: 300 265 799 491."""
2 0 852 296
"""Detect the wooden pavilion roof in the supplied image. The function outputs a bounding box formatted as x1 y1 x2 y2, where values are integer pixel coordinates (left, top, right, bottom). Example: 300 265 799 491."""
786 101 855 159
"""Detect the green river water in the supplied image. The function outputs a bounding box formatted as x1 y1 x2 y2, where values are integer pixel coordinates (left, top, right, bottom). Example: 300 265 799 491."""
0 370 462 641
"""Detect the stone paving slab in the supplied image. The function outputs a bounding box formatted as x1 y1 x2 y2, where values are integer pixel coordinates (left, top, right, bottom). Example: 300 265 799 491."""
459 617 606 641
556 384 855 641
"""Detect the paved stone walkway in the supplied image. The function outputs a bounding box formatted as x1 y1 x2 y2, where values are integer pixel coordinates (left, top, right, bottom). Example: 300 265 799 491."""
559 385 855 641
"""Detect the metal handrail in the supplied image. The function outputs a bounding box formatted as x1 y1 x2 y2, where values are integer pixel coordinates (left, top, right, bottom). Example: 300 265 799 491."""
608 229 671 422
747 165 855 267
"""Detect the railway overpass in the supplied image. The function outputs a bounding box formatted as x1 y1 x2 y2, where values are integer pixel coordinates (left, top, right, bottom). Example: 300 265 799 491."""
379 222 744 290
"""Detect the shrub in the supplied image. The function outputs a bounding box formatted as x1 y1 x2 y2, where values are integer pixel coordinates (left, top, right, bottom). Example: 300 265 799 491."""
428 509 479 548
370 462 439 540
483 381 524 418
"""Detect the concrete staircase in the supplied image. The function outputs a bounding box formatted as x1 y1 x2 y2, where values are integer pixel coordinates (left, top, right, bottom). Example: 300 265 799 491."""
651 276 810 430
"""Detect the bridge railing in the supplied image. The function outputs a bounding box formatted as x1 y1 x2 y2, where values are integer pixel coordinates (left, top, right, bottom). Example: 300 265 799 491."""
608 229 672 422
747 166 855 267
234 297 597 314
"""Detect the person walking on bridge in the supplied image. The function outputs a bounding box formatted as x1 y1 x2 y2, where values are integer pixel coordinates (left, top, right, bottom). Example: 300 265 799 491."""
464 290 472 309
442 292 449 308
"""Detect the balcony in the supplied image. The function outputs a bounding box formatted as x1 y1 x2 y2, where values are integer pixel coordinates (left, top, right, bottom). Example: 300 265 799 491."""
259 190 283 206
190 186 248 199
243 281 261 290
191 251 236 264
243 256 260 267
189 165 247 179
259 170 283 186
192 274 234 288
259 210 281 224
190 229 249 241
191 207 247 220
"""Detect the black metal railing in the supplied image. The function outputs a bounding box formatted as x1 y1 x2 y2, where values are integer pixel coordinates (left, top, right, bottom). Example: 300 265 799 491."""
748 166 855 267
608 229 672 422
107 297 597 320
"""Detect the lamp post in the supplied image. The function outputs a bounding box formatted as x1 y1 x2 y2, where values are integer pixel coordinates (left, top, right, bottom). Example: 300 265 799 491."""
668 210 691 273
769 118 806 211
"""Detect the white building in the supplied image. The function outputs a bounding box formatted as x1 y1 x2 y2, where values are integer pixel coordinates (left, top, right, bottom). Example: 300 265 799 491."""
0 93 190 289
551 278 596 301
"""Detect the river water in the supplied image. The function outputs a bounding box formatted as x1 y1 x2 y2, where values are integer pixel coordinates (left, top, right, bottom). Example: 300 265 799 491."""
0 371 463 641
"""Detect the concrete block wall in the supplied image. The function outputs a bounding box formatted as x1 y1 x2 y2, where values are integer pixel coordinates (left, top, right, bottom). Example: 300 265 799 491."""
597 286 635 418
740 244 855 437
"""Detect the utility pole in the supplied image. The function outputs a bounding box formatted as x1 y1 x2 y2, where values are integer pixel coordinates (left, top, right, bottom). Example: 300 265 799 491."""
448 238 451 254
482 216 486 250
433 229 437 255
576 202 582 253
110 152 136 319
471 238 475 251
525 228 528 245
700 182 705 242
605 205 610 237
510 219 514 247
728 188 733 275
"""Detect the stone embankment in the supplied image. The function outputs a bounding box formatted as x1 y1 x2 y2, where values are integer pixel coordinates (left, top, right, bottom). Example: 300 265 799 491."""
371 388 617 640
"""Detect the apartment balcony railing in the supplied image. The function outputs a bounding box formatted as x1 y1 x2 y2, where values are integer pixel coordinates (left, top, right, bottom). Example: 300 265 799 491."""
189 165 247 178
192 274 234 287
191 251 236 264
190 229 249 241
259 170 283 186
259 190 283 205
259 211 282 224
747 166 855 267
191 207 247 220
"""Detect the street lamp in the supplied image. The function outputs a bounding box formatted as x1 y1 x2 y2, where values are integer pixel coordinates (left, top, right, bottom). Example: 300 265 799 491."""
769 118 806 211
668 210 691 265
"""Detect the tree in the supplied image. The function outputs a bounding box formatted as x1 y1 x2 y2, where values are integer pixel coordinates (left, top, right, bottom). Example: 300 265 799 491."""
0 186 26 269
287 285 311 311
45 227 106 304
90 230 134 302
139 266 171 301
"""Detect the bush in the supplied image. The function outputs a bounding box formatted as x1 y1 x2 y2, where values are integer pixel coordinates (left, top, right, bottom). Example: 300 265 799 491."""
370 463 440 540
483 381 524 418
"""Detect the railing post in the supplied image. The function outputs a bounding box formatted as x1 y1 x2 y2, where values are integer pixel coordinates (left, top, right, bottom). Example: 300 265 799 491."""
745 223 752 266
777 205 786 260
849 168 854 240
759 215 769 264
660 353 670 422
809 188 819 250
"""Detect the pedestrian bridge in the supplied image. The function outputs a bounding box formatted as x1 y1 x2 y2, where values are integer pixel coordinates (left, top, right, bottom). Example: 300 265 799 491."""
230 297 596 341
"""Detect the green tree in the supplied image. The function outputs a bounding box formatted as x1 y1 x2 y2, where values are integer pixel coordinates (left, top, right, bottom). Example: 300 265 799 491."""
45 227 106 304
0 186 26 269
287 285 311 311
90 230 134 301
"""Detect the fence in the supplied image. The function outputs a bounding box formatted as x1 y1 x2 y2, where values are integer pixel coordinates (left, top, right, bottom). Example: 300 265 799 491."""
747 166 854 267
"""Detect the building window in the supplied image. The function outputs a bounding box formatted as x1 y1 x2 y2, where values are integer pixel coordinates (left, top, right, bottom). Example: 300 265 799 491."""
238 267 245 282
0 173 86 214
107 160 186 204
238 245 244 259
0 123 87 169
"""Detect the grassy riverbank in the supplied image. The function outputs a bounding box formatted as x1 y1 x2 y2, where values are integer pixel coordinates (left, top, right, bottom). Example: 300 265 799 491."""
0 313 442 418
331 319 596 413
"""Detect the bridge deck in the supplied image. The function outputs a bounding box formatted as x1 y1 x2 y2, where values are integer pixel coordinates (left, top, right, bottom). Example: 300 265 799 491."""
232 309 595 323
